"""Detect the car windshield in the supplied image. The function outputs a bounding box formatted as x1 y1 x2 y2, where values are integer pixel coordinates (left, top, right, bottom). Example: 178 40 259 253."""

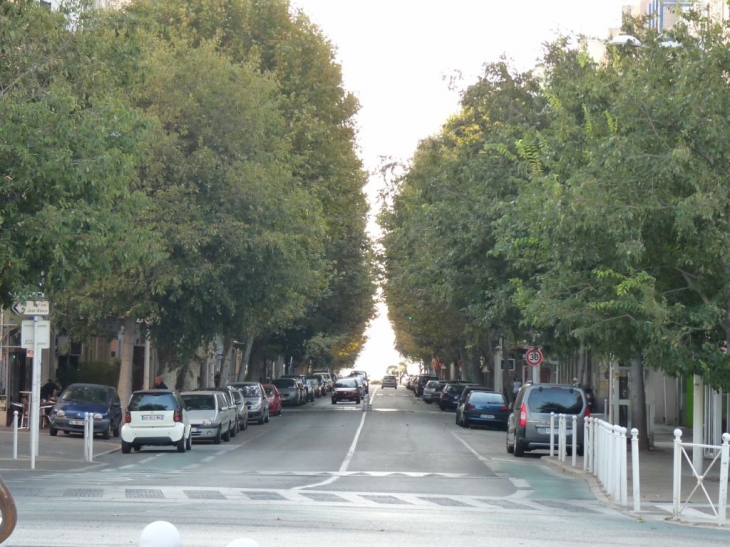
469 392 505 404
182 394 216 411
425 381 440 389
60 386 108 404
128 392 177 411
240 385 261 398
335 379 357 388
271 379 295 389
527 387 584 414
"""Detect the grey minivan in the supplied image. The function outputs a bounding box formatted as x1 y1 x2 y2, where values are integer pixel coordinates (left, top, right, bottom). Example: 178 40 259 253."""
506 383 589 457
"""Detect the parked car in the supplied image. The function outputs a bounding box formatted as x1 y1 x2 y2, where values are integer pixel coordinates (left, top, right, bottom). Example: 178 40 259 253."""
193 387 238 438
312 373 333 392
228 387 249 431
312 371 334 392
48 383 122 439
229 382 270 424
414 375 439 397
281 375 311 402
331 378 361 404
121 389 191 454
381 375 398 389
349 371 369 393
305 379 319 401
422 380 446 404
506 383 590 457
455 386 493 426
305 376 325 397
262 384 282 416
271 378 301 406
460 390 510 430
439 382 480 411
181 391 236 444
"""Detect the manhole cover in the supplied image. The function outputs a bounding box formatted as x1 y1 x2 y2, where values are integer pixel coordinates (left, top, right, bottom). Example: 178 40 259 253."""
419 496 470 507
476 499 533 510
244 491 286 501
360 495 411 505
184 490 226 500
299 493 350 503
9 488 43 497
535 500 596 513
63 489 103 498
126 489 164 499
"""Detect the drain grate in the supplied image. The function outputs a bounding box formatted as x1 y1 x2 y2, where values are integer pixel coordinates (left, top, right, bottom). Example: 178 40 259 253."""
9 488 43 497
126 489 165 499
476 499 533 510
535 500 596 513
63 489 103 498
184 490 226 500
299 493 350 503
419 496 471 507
244 491 286 501
360 495 411 505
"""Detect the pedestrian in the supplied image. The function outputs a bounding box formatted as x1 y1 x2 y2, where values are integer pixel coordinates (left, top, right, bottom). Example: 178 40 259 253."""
572 377 579 387
41 378 56 400
513 378 522 396
153 376 168 390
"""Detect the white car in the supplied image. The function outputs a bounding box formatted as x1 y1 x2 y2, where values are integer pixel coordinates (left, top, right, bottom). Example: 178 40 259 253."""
181 391 237 444
121 390 191 454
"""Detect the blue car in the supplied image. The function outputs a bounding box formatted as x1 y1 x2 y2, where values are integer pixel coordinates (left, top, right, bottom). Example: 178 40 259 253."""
49 383 123 439
439 382 479 411
460 390 510 430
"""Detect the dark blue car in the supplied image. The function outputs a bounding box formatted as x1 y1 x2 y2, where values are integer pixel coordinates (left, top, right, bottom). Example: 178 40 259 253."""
49 383 123 439
461 390 510 430
439 383 478 411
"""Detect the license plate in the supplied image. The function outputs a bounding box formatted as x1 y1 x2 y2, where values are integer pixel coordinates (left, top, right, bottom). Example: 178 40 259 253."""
480 414 494 419
191 427 199 433
538 427 571 435
141 415 164 421
70 420 84 426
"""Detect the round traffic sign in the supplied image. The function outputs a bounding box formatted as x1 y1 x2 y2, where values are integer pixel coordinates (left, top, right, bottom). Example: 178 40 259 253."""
525 347 543 367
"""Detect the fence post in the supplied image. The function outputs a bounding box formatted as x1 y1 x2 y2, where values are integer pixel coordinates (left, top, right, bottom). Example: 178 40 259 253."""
673 428 682 520
620 426 627 506
584 417 590 472
559 414 566 462
631 428 640 513
12 411 18 460
718 432 730 526
572 415 577 467
550 412 555 457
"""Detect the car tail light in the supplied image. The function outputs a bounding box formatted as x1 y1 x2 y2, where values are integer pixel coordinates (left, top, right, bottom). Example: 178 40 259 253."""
466 403 475 410
500 405 509 411
124 410 131 424
174 409 182 423
440 392 448 400
519 403 527 427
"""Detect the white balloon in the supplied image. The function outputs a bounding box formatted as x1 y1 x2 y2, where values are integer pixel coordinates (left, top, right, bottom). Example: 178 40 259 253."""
225 539 261 547
139 521 182 547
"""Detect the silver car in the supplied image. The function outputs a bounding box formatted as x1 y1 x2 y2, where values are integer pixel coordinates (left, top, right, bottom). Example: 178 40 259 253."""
181 391 237 444
506 383 589 457
227 388 249 431
422 380 445 404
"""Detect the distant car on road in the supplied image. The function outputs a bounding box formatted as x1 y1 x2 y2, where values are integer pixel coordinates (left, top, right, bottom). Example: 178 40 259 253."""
381 375 398 389
121 390 191 454
331 378 361 404
460 390 510 430
48 383 122 440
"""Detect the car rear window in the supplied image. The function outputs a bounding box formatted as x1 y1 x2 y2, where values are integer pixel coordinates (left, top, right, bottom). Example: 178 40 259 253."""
129 392 178 411
469 391 505 404
230 391 243 404
335 379 357 388
263 386 276 396
272 379 295 389
445 384 467 395
527 387 584 414
182 394 216 411
60 386 108 404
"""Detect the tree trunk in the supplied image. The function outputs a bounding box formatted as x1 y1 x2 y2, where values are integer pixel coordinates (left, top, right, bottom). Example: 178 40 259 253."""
237 335 254 382
245 337 266 382
630 355 650 451
117 316 136 412
217 337 234 387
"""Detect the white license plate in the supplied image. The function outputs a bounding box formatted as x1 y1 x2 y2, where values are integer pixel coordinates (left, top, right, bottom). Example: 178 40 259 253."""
480 414 495 419
538 427 571 435
191 427 199 433
141 415 164 421
70 420 84 426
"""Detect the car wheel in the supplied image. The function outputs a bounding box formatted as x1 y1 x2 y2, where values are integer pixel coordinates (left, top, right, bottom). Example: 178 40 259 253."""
121 441 131 454
186 433 192 451
356 397 361 404
464 418 470 429
277 407 282 416
213 426 222 445
49 426 58 437
242 418 248 431
176 436 186 452
264 412 270 424
231 420 238 438
222 422 231 442
102 424 111 440
514 438 525 457
506 434 514 454
258 414 265 425
133 444 142 452
331 399 336 405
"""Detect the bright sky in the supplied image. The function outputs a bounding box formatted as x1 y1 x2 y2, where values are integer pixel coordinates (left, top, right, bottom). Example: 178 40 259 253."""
291 0 628 378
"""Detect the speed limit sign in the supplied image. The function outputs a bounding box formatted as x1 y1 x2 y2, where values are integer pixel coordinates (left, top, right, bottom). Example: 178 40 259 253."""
525 347 543 367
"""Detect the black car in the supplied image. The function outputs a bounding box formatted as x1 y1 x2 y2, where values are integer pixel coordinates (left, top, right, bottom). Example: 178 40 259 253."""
438 382 480 411
48 383 123 439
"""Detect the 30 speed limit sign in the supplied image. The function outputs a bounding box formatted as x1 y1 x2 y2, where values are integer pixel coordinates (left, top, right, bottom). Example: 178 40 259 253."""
525 347 543 367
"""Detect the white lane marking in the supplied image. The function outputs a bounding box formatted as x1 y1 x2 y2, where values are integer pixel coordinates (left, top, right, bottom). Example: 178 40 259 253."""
451 431 490 465
294 387 377 490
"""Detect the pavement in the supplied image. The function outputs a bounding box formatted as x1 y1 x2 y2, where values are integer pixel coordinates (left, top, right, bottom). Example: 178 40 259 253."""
543 423 730 529
0 422 728 529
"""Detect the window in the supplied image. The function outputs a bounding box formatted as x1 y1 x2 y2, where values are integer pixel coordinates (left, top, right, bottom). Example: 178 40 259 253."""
527 388 584 415
182 394 216 411
129 392 177 412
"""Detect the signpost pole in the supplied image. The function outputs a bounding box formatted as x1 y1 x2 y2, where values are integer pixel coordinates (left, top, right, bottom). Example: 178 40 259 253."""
30 317 41 467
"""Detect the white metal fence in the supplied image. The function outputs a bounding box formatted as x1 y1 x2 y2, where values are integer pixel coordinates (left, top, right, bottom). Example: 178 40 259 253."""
672 429 730 526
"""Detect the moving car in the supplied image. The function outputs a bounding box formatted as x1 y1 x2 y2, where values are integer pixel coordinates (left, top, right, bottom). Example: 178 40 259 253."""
460 390 510 430
181 391 236 444
381 375 398 389
229 382 270 424
262 384 282 416
331 378 361 404
506 383 590 457
121 389 191 454
48 383 122 439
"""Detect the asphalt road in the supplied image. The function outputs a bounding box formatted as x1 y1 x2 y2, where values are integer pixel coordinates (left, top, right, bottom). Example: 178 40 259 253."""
4 386 730 546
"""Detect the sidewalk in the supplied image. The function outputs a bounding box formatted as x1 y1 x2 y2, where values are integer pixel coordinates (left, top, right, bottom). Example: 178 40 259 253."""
0 426 119 472
543 424 730 528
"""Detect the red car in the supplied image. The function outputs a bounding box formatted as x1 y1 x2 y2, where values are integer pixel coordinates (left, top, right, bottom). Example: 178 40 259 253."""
262 384 282 416
331 378 361 404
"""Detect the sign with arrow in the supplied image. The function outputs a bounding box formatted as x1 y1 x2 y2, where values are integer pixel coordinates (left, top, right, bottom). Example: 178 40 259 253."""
12 301 50 316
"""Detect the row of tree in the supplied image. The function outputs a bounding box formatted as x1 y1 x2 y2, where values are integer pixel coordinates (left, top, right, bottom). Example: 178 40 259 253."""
1 0 376 407
379 11 730 443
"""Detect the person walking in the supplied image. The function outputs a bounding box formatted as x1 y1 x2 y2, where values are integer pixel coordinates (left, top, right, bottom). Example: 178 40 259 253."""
153 376 168 390
513 378 522 397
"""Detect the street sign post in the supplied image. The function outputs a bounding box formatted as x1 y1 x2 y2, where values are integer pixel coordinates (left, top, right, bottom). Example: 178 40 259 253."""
20 317 50 469
525 347 543 385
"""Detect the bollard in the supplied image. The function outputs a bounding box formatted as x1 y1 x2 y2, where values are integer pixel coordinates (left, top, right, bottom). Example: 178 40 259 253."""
571 415 577 468
362 393 369 412
584 417 590 472
12 411 18 460
673 428 682 520
619 426 627 506
139 521 181 547
718 433 730 526
631 428 640 513
550 412 555 457
83 413 94 462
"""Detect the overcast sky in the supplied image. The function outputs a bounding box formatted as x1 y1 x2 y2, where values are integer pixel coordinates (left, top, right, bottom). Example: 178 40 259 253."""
290 0 629 377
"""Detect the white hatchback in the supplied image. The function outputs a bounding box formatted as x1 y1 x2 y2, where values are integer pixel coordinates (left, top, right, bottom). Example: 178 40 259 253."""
121 390 191 453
